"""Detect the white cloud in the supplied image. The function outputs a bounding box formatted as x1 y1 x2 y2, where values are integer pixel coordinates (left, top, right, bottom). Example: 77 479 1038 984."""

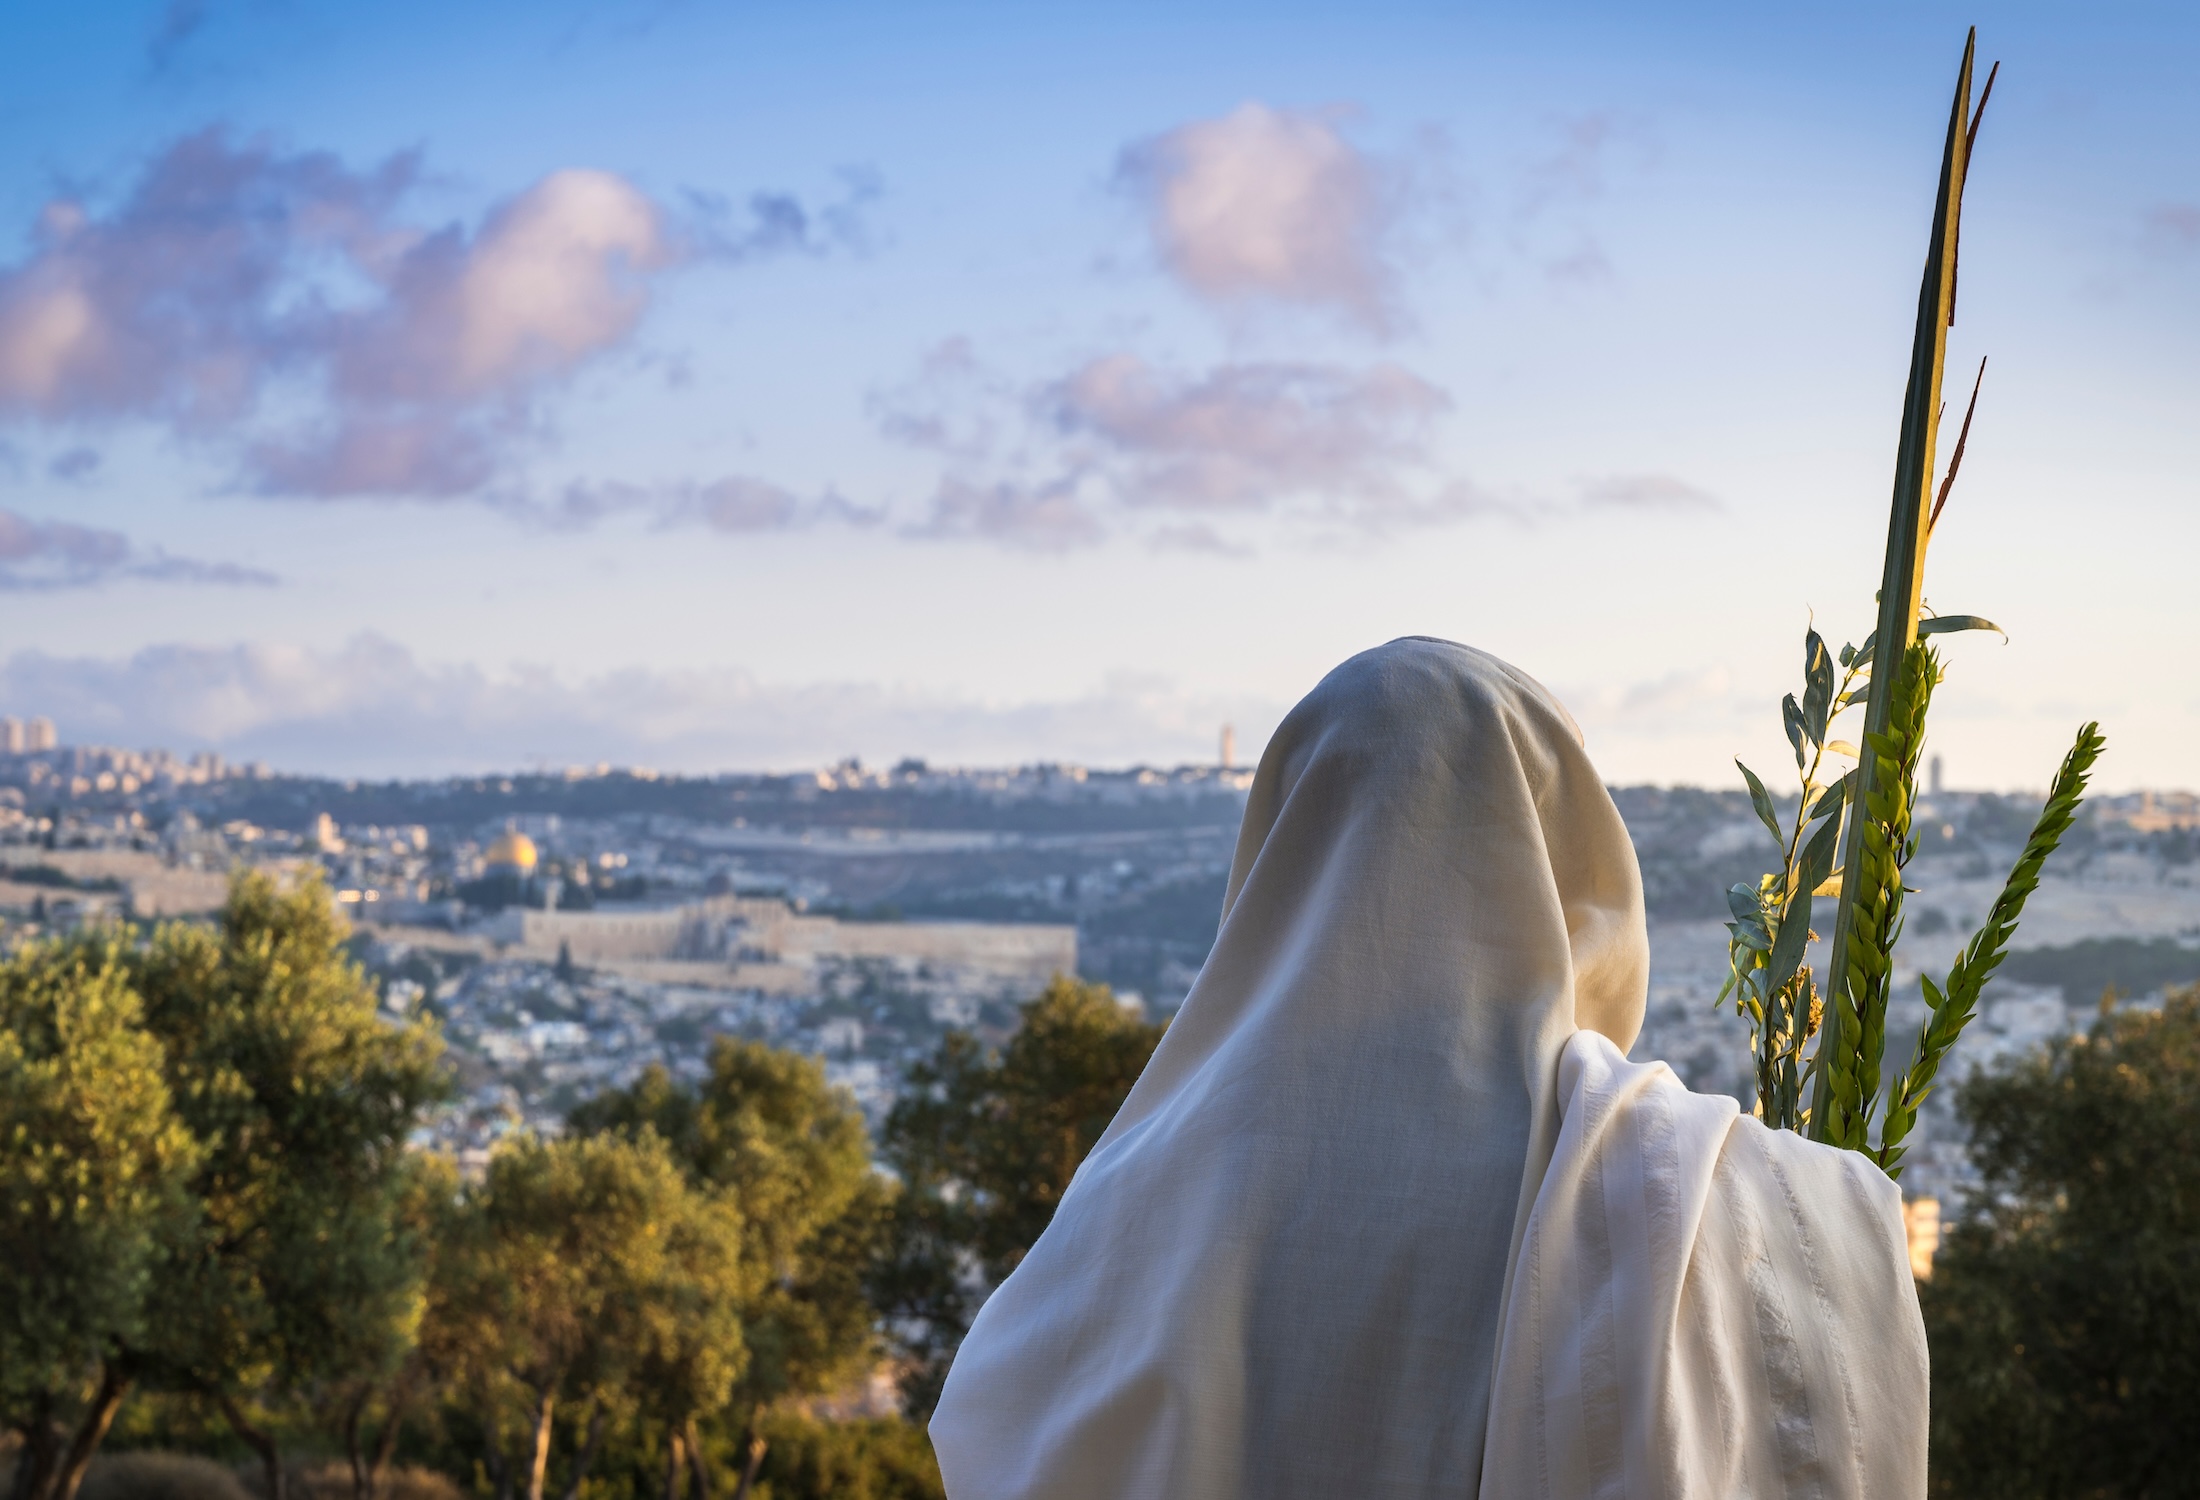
1119 104 1399 328
0 635 1281 777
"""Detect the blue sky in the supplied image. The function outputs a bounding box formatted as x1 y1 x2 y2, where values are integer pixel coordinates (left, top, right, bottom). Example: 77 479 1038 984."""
0 1 2193 787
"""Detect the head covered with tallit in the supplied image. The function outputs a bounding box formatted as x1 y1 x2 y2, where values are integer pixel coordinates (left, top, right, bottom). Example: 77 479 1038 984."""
930 637 1651 1498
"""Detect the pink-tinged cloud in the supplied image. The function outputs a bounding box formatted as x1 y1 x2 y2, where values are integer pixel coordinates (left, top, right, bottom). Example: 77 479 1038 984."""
252 167 671 499
0 132 415 423
531 474 883 533
0 505 275 589
327 168 669 407
1048 354 1449 513
2145 203 2200 252
1577 473 1719 511
912 475 1107 552
1120 103 1398 328
883 344 1472 545
0 132 822 502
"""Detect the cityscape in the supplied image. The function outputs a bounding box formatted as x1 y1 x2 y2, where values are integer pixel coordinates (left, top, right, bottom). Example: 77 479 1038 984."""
5 720 2195 1208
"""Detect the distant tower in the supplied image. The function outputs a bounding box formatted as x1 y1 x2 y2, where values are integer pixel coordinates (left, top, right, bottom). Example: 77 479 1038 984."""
1929 754 1945 797
0 718 21 754
25 717 55 752
1220 724 1236 770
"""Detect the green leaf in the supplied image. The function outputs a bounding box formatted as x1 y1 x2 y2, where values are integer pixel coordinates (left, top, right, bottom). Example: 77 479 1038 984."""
1802 629 1834 744
1917 613 2004 641
1727 882 1765 926
1767 889 1814 993
1737 760 1783 844
1727 884 1772 951
1809 771 1854 822
1799 803 1844 892
1783 693 1810 769
1851 634 1877 670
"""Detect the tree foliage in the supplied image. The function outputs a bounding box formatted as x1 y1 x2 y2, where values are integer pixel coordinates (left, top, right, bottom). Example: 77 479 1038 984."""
565 1037 884 1492
424 1130 747 1500
124 873 447 1500
872 976 1163 1415
0 935 200 1500
0 874 448 1500
1923 987 2200 1498
579 1040 882 1396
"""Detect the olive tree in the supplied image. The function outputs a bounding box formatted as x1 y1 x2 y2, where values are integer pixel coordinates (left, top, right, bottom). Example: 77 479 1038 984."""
1923 986 2200 1497
0 936 198 1500
126 872 446 1500
872 976 1163 1414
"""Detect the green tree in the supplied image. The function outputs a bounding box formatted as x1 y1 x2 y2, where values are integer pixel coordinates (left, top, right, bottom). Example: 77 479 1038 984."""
330 1150 460 1500
424 1130 748 1500
0 935 199 1500
126 872 447 1500
570 1038 883 1496
1923 985 2200 1498
872 976 1163 1415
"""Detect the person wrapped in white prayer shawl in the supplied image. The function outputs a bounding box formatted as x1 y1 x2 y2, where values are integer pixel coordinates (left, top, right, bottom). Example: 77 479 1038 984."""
929 637 1927 1500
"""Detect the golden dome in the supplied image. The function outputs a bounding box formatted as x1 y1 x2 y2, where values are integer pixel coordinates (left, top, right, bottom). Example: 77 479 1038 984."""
484 831 539 872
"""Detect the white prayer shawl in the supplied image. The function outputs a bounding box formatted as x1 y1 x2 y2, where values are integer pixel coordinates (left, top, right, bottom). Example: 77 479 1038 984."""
1484 1029 1927 1500
929 637 1926 1500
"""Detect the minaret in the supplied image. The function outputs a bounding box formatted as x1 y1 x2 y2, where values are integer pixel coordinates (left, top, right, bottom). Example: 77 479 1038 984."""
1929 754 1944 797
1219 724 1236 770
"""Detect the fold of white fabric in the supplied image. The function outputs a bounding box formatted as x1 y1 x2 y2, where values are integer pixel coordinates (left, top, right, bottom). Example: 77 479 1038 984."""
1481 1028 1928 1500
930 638 1649 1500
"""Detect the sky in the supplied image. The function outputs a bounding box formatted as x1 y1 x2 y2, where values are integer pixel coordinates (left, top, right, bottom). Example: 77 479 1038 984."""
0 1 2193 787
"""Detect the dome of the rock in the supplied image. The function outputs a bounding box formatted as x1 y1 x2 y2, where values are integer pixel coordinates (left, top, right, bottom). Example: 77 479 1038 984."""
484 831 539 873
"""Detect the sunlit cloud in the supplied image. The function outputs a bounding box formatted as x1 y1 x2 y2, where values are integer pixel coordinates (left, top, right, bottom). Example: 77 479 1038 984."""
1118 103 1402 330
0 130 861 503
